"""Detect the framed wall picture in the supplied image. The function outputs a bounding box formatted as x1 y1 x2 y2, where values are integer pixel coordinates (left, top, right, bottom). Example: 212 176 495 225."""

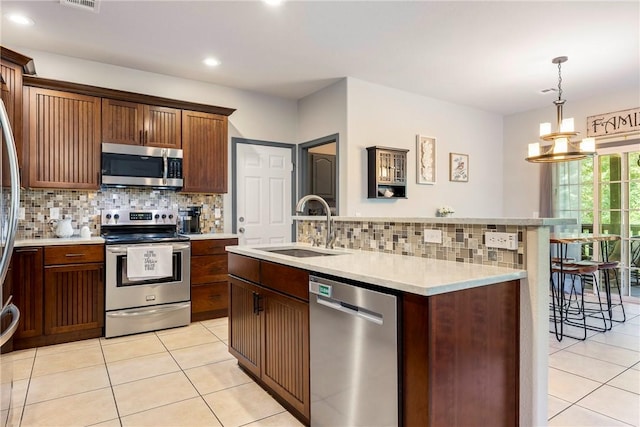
449 153 469 182
416 135 436 184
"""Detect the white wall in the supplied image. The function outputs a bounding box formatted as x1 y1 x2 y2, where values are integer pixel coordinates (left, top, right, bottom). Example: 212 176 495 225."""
15 47 299 233
503 89 640 217
345 78 504 217
297 79 348 211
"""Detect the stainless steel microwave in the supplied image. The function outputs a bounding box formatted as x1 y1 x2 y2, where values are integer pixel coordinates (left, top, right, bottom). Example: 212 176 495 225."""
101 143 183 189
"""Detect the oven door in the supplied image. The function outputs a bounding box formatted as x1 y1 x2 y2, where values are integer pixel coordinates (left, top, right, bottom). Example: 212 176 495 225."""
105 242 191 311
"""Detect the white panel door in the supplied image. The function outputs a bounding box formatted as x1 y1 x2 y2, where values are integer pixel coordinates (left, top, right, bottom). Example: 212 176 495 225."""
236 143 292 245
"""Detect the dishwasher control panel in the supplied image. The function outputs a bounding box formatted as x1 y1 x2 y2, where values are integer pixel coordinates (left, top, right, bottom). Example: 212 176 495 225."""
309 277 333 298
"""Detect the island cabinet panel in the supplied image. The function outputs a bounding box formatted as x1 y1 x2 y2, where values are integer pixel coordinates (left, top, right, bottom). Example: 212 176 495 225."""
10 247 44 342
25 87 101 189
228 276 262 378
261 286 310 418
402 280 520 427
181 110 227 193
190 238 237 321
102 99 181 148
228 255 310 424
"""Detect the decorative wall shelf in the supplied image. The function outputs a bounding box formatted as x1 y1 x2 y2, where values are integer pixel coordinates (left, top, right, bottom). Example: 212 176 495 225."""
367 146 409 199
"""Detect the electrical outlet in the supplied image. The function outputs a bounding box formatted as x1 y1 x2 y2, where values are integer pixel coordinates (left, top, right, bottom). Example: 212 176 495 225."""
423 229 442 244
485 232 518 250
214 208 221 219
18 207 25 220
50 207 60 220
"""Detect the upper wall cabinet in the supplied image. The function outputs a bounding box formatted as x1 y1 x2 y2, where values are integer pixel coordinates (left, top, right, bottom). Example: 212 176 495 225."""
102 99 182 148
1 47 35 187
182 110 228 193
25 87 101 189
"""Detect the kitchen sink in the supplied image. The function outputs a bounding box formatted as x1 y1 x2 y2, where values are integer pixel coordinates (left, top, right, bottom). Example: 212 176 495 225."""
260 247 343 258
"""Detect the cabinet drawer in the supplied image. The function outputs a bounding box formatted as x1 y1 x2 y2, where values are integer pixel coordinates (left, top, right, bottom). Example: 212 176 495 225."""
261 261 309 302
191 238 237 256
44 244 104 265
191 254 228 285
191 282 228 315
228 253 260 283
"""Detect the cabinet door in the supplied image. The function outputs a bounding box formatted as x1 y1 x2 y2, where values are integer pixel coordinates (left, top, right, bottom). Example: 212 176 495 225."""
144 105 181 148
101 99 144 145
1 59 24 187
182 110 228 193
228 276 261 378
43 263 104 335
27 88 101 189
191 282 228 322
261 286 310 420
10 247 44 340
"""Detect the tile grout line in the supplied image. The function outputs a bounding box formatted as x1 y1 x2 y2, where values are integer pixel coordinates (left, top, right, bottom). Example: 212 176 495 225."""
98 336 124 427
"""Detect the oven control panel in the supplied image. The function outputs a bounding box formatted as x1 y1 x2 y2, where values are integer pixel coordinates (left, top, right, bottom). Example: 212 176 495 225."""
101 209 179 226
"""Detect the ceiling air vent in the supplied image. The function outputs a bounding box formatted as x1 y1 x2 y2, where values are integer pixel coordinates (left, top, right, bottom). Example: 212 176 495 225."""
60 0 100 13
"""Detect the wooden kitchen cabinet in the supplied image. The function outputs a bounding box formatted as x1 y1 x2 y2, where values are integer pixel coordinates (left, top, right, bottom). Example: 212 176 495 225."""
102 98 181 148
182 110 228 193
1 47 34 187
310 153 336 204
24 87 101 189
190 238 237 321
11 244 105 350
10 247 44 343
43 244 104 340
228 254 310 424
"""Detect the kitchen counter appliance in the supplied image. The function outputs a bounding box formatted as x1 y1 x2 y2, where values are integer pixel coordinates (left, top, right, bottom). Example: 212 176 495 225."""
101 209 191 338
178 206 202 234
309 275 399 426
101 143 183 190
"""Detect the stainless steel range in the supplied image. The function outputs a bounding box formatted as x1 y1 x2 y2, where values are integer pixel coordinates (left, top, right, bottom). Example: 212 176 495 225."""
101 209 191 338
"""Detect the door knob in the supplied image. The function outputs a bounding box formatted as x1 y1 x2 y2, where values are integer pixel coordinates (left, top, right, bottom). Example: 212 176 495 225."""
239 227 245 233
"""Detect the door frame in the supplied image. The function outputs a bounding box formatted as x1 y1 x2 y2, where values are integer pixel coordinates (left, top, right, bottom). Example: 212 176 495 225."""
231 137 297 238
298 133 340 214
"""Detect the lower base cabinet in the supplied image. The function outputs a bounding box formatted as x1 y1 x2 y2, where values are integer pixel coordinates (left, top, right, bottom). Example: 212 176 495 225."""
190 238 237 321
11 244 104 350
228 254 310 424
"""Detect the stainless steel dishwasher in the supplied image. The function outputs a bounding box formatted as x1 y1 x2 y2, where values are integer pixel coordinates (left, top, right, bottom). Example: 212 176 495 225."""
309 275 399 426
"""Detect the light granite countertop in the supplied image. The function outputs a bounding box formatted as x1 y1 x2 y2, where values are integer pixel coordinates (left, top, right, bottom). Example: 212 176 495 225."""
14 233 237 247
293 216 576 226
226 243 526 297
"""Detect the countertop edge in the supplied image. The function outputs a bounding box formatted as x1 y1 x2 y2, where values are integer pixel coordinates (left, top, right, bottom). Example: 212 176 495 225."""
292 216 575 226
15 237 105 247
226 244 526 297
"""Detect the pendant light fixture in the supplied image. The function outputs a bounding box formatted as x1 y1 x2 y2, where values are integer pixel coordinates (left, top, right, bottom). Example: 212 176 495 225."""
526 56 596 163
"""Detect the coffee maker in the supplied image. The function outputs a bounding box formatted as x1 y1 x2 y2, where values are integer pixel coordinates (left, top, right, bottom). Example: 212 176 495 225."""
178 206 202 234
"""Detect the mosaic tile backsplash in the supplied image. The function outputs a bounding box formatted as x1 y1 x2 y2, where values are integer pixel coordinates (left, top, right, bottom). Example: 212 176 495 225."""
297 220 526 269
18 188 224 239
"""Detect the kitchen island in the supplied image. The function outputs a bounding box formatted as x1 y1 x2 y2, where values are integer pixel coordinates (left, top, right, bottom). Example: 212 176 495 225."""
226 243 527 426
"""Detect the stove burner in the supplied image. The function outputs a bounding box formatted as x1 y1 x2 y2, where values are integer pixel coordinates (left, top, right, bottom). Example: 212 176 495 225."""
101 209 189 245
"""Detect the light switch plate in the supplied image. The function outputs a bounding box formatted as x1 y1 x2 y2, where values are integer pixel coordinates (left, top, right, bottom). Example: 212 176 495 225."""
18 207 25 220
485 232 518 250
49 207 60 220
214 208 221 219
423 229 442 244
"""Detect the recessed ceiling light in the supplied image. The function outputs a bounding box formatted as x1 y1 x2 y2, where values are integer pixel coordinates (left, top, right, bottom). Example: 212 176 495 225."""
203 57 221 67
6 13 35 26
263 0 284 6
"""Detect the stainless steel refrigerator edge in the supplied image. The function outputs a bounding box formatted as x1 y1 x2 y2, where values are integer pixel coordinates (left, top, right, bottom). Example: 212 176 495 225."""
309 275 399 426
0 98 23 427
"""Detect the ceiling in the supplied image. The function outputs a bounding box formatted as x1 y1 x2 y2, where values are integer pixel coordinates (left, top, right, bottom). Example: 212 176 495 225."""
1 0 638 115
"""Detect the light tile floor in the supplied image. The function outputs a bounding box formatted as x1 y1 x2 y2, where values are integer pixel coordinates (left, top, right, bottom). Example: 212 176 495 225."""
548 302 640 426
4 304 639 426
4 318 303 427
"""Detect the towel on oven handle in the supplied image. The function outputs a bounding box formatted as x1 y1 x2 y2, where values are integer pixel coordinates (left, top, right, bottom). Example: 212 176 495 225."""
126 245 173 280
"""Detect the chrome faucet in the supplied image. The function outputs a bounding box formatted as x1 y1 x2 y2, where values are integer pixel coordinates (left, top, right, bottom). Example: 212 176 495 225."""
295 195 335 249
